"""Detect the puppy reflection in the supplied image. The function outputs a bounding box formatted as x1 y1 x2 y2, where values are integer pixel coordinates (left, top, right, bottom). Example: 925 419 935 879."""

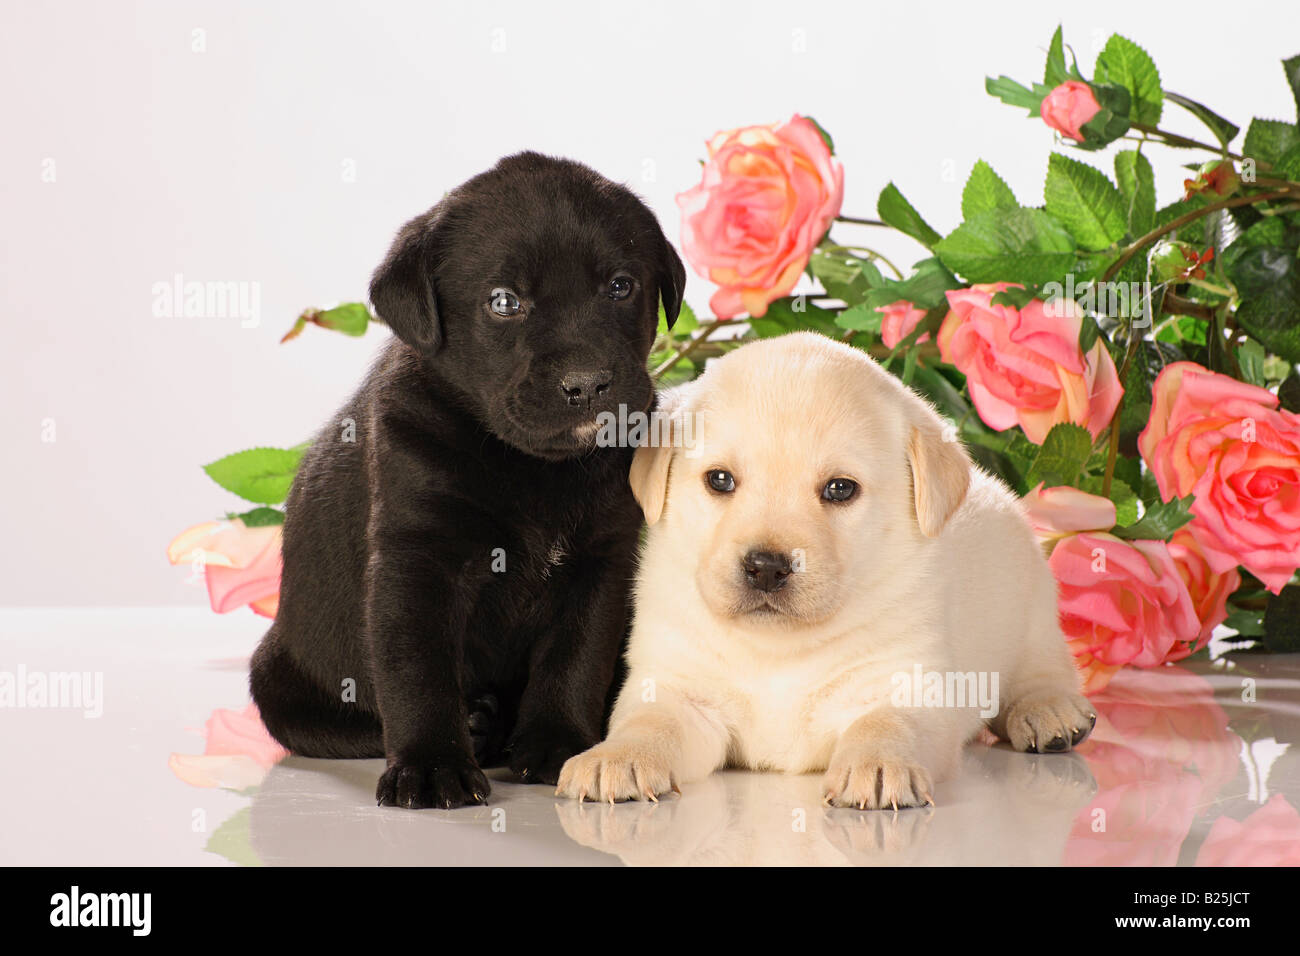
557 333 1094 811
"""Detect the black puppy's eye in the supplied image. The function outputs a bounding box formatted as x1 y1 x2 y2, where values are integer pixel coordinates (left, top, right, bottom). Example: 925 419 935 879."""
822 478 858 503
489 288 522 317
706 470 736 494
608 275 634 300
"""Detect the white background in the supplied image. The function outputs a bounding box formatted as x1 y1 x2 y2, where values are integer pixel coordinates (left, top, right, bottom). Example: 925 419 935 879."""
3 0 1297 607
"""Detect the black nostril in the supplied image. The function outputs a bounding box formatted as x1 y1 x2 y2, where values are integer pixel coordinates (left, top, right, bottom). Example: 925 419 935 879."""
559 369 614 405
742 550 792 593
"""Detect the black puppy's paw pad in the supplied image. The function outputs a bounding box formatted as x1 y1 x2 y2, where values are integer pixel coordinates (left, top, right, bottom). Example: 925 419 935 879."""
376 755 491 810
507 728 591 787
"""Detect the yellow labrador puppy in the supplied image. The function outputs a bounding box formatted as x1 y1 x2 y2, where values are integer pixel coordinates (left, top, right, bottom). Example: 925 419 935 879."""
557 332 1094 810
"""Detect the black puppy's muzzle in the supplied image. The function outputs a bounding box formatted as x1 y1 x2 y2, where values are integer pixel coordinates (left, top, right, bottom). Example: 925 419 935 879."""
559 369 613 407
743 550 792 593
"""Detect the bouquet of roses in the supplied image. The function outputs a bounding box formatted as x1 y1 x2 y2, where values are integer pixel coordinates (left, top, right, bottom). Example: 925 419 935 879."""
170 27 1300 694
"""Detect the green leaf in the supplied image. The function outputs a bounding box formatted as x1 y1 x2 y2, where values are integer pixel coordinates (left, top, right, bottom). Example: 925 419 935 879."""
658 299 699 336
1044 153 1127 250
203 446 307 505
1025 423 1092 486
1223 604 1266 638
1243 118 1300 166
1111 495 1196 541
985 75 1045 113
990 286 1039 310
1114 149 1156 236
226 506 286 528
1263 585 1300 652
1237 338 1268 386
1093 34 1162 126
317 302 370 336
1276 143 1300 182
878 183 943 249
1165 91 1240 148
962 160 1018 219
1227 245 1300 362
1044 26 1070 87
809 247 882 305
835 303 884 334
749 297 840 338
860 257 961 313
1283 55 1300 122
935 207 1076 286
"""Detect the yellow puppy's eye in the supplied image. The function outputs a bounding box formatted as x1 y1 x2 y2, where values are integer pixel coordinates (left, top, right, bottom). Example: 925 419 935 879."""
822 478 857 502
706 469 736 493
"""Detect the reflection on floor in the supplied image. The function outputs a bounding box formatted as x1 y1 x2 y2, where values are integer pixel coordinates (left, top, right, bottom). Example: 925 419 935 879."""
2 608 1297 866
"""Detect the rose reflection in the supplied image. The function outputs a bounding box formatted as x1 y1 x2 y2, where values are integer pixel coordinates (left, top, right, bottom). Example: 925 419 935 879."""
1064 664 1245 866
169 701 287 791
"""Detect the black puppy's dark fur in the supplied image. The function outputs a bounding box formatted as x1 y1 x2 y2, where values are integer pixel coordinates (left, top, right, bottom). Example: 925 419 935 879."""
249 152 684 809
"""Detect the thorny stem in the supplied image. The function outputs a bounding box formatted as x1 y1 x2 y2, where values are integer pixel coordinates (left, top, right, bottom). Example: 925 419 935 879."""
651 320 729 380
1101 332 1144 498
1100 189 1296 284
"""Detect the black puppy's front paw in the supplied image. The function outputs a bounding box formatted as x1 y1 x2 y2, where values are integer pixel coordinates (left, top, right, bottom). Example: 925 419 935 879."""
376 752 490 810
507 725 592 786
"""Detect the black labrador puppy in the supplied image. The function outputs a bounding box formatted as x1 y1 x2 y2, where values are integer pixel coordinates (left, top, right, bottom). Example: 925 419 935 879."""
250 152 685 809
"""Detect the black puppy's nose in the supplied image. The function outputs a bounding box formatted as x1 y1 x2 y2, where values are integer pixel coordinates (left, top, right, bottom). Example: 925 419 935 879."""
560 369 613 405
742 550 791 593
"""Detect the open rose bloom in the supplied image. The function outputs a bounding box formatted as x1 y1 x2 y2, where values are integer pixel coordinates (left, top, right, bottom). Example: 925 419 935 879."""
167 518 282 617
1050 532 1203 694
1023 485 1234 694
677 114 844 319
1139 362 1300 593
938 285 1123 444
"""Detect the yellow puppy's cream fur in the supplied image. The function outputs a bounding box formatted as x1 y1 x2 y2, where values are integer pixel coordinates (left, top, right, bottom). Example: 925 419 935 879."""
557 333 1092 809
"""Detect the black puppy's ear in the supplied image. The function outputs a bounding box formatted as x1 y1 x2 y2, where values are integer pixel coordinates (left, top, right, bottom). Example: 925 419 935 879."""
657 236 687 332
369 214 443 353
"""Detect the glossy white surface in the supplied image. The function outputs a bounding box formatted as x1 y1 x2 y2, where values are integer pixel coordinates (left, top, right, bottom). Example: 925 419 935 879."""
2 608 1297 866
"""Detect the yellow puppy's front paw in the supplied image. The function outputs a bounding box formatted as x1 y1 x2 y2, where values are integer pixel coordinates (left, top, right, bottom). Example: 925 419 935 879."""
822 753 934 811
555 741 678 804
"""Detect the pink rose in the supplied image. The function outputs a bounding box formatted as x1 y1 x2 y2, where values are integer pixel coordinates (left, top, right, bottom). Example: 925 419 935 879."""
1168 528 1240 651
1040 81 1101 141
938 285 1123 444
1194 795 1300 866
1138 361 1300 593
168 519 282 618
677 114 844 319
1050 532 1201 693
876 300 929 349
1022 483 1116 547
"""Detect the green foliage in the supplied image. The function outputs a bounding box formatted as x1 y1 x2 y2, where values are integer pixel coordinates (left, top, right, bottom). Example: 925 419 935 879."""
935 207 1076 285
1093 35 1163 126
1114 149 1156 236
962 161 1018 219
1044 153 1127 250
203 446 307 505
878 183 943 249
1025 424 1093 489
1111 495 1196 541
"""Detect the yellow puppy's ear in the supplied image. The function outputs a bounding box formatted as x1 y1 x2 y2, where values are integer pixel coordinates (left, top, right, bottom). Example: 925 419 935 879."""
628 384 696 525
906 415 971 538
630 440 674 525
